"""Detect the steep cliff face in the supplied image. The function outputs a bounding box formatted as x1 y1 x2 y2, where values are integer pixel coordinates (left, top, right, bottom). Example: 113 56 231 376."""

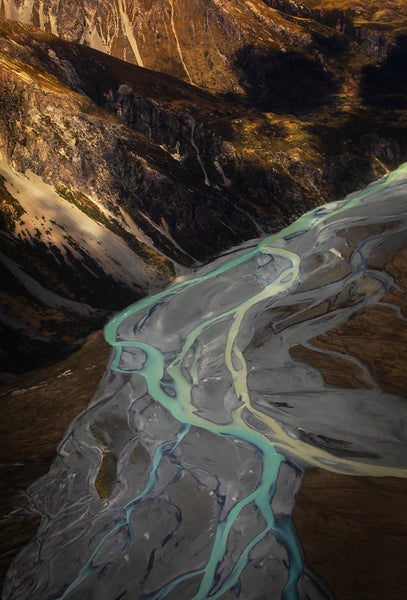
1 21 265 245
2 18 405 234
0 20 260 375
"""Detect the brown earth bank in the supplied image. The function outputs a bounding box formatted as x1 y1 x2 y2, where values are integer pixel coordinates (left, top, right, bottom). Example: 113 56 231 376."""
290 244 407 398
0 330 111 587
290 244 407 600
293 468 407 600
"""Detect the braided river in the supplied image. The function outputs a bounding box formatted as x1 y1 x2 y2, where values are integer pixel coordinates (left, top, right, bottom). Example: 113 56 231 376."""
4 164 407 600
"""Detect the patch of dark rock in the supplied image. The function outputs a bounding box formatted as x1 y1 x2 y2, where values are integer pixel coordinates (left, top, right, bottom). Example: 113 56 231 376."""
233 45 340 114
1 328 64 376
360 34 407 109
311 30 349 58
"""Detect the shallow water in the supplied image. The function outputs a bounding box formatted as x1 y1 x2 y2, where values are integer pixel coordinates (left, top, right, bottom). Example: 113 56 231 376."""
4 165 407 600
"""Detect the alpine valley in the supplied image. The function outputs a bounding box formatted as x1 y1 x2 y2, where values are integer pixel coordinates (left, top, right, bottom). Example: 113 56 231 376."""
0 2 407 599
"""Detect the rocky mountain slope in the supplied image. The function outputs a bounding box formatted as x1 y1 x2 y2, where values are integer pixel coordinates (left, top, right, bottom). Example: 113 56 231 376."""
0 1 406 376
2 0 406 92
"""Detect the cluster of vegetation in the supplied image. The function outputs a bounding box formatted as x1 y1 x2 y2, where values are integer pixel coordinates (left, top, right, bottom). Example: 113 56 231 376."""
0 175 25 233
94 453 118 499
89 423 118 499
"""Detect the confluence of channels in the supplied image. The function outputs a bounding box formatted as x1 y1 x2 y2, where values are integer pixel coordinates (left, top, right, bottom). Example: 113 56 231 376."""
57 165 407 600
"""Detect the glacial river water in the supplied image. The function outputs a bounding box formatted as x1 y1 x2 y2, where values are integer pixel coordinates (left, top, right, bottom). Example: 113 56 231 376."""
4 165 407 600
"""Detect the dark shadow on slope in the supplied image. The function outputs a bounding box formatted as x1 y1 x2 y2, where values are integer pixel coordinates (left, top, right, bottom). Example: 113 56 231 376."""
262 0 354 32
233 45 340 114
306 106 407 199
311 29 349 58
360 34 407 109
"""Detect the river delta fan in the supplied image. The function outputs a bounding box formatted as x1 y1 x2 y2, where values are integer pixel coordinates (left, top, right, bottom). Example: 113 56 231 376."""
4 166 407 599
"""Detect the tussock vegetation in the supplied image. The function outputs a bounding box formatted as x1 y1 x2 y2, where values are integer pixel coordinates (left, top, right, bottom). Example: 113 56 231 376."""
0 175 25 233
